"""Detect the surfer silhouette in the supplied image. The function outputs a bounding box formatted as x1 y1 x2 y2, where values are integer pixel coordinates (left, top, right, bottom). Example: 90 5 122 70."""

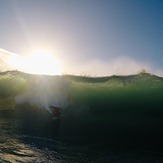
49 106 62 118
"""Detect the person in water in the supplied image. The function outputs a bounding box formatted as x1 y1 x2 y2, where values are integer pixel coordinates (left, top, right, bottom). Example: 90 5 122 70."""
49 106 62 118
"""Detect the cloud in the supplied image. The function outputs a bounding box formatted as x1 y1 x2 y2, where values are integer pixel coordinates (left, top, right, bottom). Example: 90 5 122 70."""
0 49 11 71
0 48 21 72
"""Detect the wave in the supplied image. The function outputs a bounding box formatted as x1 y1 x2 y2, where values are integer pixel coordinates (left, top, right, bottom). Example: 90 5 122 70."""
1 71 163 145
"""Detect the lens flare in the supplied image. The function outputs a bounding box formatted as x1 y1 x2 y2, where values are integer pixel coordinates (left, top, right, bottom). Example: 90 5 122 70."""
7 50 61 75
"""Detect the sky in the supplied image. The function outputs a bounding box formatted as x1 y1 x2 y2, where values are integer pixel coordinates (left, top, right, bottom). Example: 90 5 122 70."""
0 0 163 76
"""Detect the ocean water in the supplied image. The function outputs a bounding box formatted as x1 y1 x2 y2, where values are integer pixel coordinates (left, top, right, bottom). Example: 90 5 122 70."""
0 107 163 163
0 71 163 162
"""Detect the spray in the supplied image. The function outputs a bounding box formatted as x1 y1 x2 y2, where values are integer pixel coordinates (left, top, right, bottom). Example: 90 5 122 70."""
15 75 70 113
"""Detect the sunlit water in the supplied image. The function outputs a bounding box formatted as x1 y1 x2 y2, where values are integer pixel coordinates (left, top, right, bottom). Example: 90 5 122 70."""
0 108 163 163
0 109 91 163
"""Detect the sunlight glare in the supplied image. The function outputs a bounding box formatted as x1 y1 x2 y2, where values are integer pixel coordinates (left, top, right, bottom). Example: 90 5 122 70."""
7 50 61 75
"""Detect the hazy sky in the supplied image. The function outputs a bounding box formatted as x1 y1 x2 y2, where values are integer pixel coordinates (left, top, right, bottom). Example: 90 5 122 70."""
0 0 163 76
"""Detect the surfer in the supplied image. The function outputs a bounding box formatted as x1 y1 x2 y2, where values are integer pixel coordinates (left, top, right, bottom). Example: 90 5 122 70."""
49 106 62 118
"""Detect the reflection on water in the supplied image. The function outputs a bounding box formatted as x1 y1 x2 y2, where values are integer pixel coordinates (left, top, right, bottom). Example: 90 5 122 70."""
0 109 61 162
0 108 93 163
0 134 67 163
0 110 52 163
0 108 163 163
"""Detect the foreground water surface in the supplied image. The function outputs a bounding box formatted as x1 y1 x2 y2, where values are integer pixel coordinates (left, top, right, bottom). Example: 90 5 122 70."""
0 108 163 163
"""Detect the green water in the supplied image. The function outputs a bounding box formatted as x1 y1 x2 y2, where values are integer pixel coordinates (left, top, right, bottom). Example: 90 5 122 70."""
0 71 163 162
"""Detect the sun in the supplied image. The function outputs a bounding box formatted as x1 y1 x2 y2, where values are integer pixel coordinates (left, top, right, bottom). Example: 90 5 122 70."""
23 51 61 75
7 50 61 75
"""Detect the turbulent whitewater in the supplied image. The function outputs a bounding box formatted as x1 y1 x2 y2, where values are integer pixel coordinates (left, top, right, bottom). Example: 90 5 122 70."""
0 71 163 162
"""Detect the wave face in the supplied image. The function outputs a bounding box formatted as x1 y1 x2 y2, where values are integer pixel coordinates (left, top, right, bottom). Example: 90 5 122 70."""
0 71 69 110
1 71 163 146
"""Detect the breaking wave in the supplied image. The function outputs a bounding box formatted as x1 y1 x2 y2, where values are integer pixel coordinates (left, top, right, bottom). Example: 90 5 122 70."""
1 71 163 145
